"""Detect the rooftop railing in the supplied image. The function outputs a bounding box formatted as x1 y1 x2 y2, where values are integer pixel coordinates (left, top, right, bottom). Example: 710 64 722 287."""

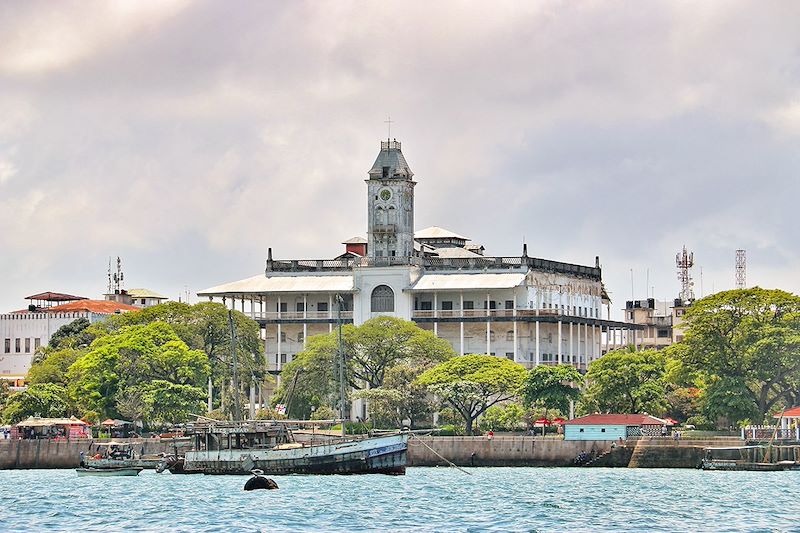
266 255 601 279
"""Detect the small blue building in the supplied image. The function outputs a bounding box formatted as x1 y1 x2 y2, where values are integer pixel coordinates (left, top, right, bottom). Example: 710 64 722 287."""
564 414 670 441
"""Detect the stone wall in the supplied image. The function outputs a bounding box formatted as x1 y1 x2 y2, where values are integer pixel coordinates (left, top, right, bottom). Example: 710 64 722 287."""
407 436 612 467
0 439 193 469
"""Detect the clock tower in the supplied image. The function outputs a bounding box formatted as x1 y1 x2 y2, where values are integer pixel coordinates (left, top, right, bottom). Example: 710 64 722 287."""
366 139 416 259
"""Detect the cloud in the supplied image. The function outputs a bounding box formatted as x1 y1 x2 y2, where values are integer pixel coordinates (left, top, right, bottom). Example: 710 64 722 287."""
0 1 798 315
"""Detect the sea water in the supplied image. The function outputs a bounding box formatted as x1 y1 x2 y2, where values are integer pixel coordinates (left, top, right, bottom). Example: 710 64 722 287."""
0 467 797 532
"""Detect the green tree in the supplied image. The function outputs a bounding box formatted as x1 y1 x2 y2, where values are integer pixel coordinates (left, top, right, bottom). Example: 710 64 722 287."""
520 364 583 420
48 318 93 350
139 380 206 426
275 317 455 418
671 288 800 423
417 354 527 435
66 322 210 417
582 347 668 414
478 403 526 432
27 347 83 385
2 383 72 423
354 364 435 428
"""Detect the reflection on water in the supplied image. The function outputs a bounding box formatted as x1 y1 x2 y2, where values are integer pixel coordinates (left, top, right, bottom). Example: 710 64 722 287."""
0 467 797 532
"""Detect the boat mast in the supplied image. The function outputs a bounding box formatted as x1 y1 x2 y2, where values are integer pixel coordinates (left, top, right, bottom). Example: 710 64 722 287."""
336 294 346 438
228 310 242 421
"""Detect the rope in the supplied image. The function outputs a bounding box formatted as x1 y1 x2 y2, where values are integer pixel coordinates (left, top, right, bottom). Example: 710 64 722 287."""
408 433 471 475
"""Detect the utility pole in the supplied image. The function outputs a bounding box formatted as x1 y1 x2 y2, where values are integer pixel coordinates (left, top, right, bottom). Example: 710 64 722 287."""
336 294 347 438
228 310 242 421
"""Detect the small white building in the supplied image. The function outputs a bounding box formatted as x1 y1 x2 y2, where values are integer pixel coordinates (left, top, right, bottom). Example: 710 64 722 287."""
198 139 642 403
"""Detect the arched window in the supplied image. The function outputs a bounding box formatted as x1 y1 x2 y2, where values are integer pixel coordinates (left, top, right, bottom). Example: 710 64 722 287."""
371 285 395 312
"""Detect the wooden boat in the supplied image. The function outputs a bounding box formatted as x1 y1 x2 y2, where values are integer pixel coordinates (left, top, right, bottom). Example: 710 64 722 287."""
166 420 407 475
701 445 800 471
82 441 163 470
75 466 143 476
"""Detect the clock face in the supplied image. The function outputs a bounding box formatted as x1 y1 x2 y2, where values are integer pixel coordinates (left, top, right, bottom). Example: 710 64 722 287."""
380 189 392 201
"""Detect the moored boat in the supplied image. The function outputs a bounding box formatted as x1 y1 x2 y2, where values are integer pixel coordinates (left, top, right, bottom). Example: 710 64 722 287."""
170 420 407 475
75 466 143 476
82 441 163 470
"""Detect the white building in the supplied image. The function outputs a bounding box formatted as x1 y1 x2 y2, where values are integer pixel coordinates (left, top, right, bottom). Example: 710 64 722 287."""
198 139 640 393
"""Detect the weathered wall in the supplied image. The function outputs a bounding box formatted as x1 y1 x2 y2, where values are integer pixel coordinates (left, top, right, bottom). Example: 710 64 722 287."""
626 437 745 469
0 439 192 469
407 436 612 467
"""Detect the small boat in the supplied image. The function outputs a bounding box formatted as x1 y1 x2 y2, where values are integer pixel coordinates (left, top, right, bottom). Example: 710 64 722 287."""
83 441 163 470
75 466 143 476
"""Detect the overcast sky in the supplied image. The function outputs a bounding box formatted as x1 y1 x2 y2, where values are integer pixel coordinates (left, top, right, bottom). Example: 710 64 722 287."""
1 0 798 318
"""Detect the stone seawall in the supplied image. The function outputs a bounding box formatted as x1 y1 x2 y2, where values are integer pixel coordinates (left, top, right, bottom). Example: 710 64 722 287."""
0 439 192 469
407 436 612 467
626 437 745 468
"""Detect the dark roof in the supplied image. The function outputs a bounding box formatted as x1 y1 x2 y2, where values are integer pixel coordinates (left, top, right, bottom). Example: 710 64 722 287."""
564 414 670 426
25 292 87 302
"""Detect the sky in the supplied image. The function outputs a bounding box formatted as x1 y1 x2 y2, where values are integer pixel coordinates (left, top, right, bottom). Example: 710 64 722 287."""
1 0 798 318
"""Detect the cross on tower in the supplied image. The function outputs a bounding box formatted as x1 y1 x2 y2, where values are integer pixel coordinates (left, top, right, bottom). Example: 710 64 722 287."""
384 116 394 140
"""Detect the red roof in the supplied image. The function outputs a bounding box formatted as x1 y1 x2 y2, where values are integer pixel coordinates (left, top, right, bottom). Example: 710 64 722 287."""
47 300 140 314
775 406 800 418
564 414 671 426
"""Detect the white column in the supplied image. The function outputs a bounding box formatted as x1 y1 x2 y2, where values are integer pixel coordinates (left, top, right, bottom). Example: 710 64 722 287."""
584 322 589 365
303 294 308 348
241 297 245 313
433 291 438 337
569 322 574 364
459 292 465 356
557 320 563 364
535 321 540 366
328 294 333 333
592 325 597 362
486 293 491 355
513 297 518 362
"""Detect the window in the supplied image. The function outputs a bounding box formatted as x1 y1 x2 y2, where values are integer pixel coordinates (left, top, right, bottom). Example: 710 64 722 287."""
420 301 432 311
371 285 395 312
280 332 286 343
277 302 287 313
601 428 606 433
463 300 474 310
657 329 670 338
34 338 41 350
24 338 30 353
485 300 496 310
318 302 328 312
505 352 514 360
441 301 453 311
382 166 389 178
298 331 304 343
3 339 9 353
278 353 287 364
141 299 146 305
505 300 514 310
296 302 305 312
506 331 514 341
15 339 21 353
579 428 585 433
489 331 496 342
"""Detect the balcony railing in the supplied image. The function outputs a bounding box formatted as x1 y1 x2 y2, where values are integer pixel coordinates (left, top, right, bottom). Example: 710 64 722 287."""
251 311 352 321
411 308 565 319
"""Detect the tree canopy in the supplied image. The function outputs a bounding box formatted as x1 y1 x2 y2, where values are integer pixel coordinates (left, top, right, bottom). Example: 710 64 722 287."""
2 383 72 424
581 347 668 415
417 354 527 435
520 364 583 415
670 288 800 423
274 317 455 419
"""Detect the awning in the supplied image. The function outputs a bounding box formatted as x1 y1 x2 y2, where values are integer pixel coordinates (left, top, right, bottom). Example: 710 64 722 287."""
16 416 87 427
198 274 354 296
408 273 526 291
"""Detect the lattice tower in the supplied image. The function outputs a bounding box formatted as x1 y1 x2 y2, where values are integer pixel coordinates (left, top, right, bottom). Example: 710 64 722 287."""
676 245 695 303
735 249 746 289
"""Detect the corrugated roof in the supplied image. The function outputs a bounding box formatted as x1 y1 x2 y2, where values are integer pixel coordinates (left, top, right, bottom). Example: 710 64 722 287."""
415 226 469 241
408 273 525 291
368 140 413 179
127 288 167 299
198 274 354 296
16 416 87 427
563 414 670 426
25 292 87 302
47 300 141 314
342 237 368 244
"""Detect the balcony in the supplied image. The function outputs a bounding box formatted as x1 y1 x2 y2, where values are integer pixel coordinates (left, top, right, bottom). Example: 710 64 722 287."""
251 311 352 321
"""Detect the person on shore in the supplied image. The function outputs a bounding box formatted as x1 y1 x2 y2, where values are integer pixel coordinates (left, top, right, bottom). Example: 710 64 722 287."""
661 425 668 438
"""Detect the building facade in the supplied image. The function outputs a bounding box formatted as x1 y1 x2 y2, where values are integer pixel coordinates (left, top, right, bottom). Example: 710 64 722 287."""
198 139 641 391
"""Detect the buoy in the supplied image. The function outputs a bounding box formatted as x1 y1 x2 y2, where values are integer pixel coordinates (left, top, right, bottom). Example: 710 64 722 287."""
244 469 278 491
